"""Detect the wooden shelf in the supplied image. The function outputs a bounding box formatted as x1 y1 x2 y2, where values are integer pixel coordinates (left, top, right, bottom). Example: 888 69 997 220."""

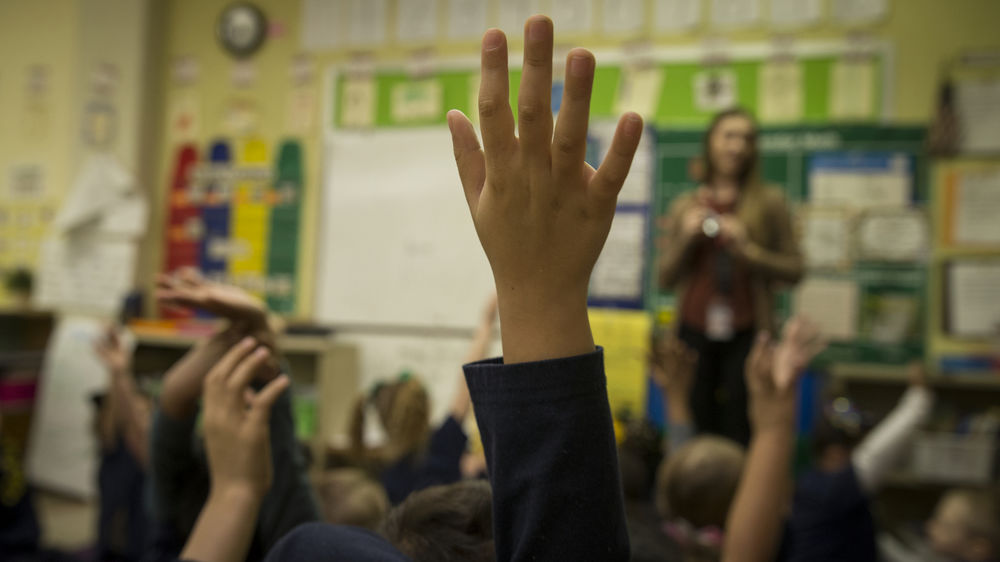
133 332 335 353
830 363 1000 390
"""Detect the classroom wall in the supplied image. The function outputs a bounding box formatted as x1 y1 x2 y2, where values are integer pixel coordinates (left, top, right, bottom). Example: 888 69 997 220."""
147 0 1000 318
0 0 158 306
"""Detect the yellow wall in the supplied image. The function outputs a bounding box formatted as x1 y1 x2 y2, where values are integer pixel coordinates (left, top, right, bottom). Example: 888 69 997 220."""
147 0 1000 318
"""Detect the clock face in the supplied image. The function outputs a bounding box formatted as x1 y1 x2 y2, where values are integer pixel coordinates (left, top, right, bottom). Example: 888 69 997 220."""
217 2 267 58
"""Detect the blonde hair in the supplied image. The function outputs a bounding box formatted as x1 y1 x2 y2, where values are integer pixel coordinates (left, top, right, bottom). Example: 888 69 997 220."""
943 489 1000 552
315 468 389 530
656 436 746 529
350 378 432 467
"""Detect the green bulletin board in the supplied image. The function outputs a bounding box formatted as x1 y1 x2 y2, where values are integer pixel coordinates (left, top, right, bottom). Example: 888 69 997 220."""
648 125 929 365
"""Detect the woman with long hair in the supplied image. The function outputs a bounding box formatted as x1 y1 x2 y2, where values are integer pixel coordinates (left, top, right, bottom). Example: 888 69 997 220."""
658 107 803 446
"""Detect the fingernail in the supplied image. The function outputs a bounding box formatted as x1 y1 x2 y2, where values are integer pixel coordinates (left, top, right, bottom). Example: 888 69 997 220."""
569 54 592 77
255 347 270 357
624 114 642 136
241 336 255 347
483 29 503 51
527 18 548 42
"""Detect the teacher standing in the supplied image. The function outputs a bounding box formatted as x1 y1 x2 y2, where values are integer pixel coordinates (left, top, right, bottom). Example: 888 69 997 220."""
658 108 804 446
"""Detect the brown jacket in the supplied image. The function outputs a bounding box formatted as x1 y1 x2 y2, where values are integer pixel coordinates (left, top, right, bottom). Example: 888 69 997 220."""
658 185 804 334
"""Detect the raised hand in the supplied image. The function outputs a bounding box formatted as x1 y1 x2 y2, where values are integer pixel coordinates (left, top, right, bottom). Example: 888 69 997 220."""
745 317 825 431
201 337 290 499
156 268 269 329
447 15 643 362
650 332 697 398
94 325 132 376
772 316 825 390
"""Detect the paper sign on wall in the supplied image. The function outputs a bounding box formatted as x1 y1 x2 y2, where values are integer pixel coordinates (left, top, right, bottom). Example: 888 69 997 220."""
830 58 875 120
653 0 702 33
615 66 664 117
589 308 652 417
758 61 803 123
390 79 443 122
341 77 377 129
694 69 737 112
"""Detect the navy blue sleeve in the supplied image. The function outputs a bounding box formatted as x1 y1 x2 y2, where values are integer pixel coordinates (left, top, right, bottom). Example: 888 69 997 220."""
263 522 410 562
464 348 630 562
255 384 322 549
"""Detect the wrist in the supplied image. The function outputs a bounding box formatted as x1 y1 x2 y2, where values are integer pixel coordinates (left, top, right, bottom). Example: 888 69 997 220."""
495 284 593 363
208 483 265 510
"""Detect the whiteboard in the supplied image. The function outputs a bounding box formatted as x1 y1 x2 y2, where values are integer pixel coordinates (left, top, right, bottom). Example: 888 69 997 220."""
316 128 495 329
333 331 501 426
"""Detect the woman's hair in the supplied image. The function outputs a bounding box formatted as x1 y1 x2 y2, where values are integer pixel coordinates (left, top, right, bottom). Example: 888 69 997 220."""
315 468 389 530
381 480 495 562
349 377 432 467
655 436 746 529
700 107 761 189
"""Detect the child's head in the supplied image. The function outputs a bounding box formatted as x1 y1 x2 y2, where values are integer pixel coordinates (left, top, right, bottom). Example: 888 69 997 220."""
357 376 431 461
315 468 389 530
927 489 999 561
656 436 746 529
381 480 494 562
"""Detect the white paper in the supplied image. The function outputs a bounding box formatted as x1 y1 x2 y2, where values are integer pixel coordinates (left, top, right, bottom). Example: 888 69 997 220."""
952 168 1000 245
550 0 595 34
34 234 136 316
653 0 702 33
758 60 803 123
340 77 377 129
301 0 344 50
857 210 927 261
868 294 917 344
831 0 888 25
497 0 540 38
26 316 109 498
591 212 647 301
98 191 148 238
347 0 387 47
55 153 133 233
168 90 201 141
615 65 664 117
231 60 256 88
948 261 1000 337
809 155 910 209
956 78 1000 154
711 0 760 28
830 58 875 119
446 0 488 40
390 79 443 122
396 0 438 43
767 0 820 28
794 278 859 341
286 86 317 134
601 0 645 34
800 209 851 269
694 69 737 112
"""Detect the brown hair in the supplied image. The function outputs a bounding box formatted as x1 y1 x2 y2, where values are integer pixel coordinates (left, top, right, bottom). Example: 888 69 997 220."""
700 107 761 188
944 489 1000 554
655 436 746 529
315 468 389 530
381 480 495 562
349 378 432 467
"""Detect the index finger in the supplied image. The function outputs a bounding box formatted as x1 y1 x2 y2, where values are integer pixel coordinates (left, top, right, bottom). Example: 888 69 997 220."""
206 336 258 386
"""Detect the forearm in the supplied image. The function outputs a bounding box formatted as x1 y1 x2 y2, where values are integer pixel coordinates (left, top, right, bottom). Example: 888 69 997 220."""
160 332 235 420
852 386 934 492
741 242 804 284
181 487 262 562
723 427 794 562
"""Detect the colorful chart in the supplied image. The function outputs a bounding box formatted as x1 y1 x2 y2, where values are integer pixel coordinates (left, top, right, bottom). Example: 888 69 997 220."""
162 139 304 315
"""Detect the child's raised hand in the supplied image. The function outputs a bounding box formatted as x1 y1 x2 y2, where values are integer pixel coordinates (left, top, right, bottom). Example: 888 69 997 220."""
156 268 270 329
94 325 131 376
650 332 697 397
447 16 643 362
201 337 290 499
772 317 825 390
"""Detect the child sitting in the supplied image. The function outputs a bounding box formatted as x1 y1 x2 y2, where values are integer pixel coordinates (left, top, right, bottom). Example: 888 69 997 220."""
313 468 388 530
347 296 497 504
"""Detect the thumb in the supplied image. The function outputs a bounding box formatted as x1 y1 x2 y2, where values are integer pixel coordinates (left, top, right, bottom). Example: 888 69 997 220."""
447 110 486 214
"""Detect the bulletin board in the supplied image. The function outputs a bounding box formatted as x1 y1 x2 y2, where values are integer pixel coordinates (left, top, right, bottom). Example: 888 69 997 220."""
648 125 929 366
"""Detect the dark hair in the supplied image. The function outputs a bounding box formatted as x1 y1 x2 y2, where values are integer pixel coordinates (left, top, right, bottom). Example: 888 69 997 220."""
811 418 862 458
701 107 760 188
381 480 495 562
